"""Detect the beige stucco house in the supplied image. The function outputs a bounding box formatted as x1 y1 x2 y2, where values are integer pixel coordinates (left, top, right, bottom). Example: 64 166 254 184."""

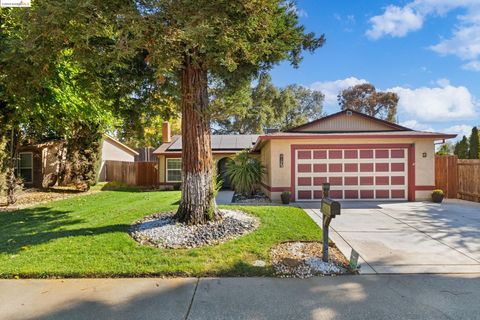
154 110 455 201
18 135 138 187
98 135 139 182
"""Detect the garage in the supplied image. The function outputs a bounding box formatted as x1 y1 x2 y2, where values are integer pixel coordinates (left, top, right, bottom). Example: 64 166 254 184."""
294 145 412 201
250 109 455 202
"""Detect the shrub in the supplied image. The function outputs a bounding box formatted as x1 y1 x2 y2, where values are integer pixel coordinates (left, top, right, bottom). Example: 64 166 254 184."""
281 191 291 204
432 189 444 196
226 151 266 196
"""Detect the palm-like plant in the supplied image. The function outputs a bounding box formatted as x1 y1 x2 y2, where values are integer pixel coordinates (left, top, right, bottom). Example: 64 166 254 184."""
226 151 266 196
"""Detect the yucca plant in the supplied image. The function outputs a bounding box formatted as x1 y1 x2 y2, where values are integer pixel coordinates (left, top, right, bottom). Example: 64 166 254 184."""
226 151 266 196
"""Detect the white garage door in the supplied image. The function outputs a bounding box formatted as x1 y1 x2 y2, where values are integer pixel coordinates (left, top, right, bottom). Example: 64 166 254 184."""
295 147 408 201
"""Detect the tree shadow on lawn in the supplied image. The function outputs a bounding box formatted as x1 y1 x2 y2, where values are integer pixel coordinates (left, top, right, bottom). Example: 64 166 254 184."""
0 206 130 254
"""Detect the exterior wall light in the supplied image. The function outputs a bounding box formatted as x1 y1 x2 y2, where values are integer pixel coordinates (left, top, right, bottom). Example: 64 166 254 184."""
422 152 427 158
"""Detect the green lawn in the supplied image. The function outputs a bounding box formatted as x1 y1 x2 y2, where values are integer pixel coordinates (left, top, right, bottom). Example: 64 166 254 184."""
0 189 322 278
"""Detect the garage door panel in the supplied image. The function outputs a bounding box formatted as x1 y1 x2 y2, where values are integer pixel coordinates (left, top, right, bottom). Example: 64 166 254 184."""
295 147 408 201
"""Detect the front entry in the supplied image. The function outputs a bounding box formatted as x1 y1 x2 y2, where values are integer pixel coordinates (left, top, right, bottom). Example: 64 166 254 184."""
217 157 232 190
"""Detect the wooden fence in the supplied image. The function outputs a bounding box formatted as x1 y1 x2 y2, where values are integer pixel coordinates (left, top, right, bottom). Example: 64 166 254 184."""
435 156 458 198
457 159 480 202
105 160 159 186
435 156 480 202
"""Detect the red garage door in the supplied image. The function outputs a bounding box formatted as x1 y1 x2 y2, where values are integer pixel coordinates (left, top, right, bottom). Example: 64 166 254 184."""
294 146 409 201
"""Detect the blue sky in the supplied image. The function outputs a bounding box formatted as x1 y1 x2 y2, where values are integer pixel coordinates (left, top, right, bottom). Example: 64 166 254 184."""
270 0 480 139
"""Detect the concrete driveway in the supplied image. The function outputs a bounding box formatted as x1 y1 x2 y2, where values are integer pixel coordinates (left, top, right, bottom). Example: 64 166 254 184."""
300 199 480 274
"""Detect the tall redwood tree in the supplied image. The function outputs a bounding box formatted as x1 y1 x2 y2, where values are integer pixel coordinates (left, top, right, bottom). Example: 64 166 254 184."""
141 0 325 224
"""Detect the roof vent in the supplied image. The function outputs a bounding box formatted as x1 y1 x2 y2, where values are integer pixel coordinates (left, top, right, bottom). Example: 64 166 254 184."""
346 110 353 116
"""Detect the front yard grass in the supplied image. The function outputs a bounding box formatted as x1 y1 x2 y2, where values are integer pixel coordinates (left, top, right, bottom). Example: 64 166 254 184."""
0 190 322 278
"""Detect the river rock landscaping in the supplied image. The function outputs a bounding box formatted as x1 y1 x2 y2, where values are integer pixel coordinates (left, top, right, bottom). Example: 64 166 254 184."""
130 209 260 249
270 241 351 278
233 191 271 204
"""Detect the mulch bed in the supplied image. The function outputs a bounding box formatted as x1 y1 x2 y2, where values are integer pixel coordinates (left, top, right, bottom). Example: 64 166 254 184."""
270 241 352 278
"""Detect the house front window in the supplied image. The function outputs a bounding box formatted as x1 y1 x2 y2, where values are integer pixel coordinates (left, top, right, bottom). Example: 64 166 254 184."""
18 152 33 184
166 158 182 182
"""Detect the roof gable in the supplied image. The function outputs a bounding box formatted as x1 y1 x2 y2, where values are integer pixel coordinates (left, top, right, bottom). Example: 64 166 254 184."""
289 109 410 133
103 135 139 156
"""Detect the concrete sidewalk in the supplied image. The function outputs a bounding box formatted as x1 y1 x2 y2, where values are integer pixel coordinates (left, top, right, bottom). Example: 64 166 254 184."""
1 276 480 320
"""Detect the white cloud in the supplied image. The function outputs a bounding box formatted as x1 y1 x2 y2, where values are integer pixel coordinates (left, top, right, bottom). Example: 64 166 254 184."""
399 120 434 132
462 60 480 71
390 84 478 121
310 77 368 106
367 1 480 70
289 3 308 18
366 5 423 40
436 78 450 87
443 124 473 139
430 24 480 60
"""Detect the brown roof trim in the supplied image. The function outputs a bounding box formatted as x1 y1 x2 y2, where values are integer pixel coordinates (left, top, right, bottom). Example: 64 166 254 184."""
287 109 412 132
252 132 457 151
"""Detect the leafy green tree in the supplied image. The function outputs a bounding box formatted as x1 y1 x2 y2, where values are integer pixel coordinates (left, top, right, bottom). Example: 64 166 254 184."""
338 83 398 122
2 1 324 223
454 136 469 159
436 143 452 156
213 73 278 134
469 127 479 159
276 84 324 130
213 75 324 133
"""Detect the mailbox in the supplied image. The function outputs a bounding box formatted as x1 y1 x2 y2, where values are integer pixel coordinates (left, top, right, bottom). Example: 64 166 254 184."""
321 198 341 218
320 183 341 262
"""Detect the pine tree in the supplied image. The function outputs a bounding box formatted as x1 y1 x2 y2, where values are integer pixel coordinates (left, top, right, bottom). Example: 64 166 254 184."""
454 136 469 159
469 127 479 159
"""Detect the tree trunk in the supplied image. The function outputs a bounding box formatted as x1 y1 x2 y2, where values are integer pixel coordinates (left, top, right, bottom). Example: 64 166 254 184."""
175 56 220 224
6 129 18 205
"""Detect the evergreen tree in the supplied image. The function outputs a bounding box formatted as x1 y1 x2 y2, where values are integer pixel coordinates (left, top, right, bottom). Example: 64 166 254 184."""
436 143 451 156
454 136 469 159
468 127 479 159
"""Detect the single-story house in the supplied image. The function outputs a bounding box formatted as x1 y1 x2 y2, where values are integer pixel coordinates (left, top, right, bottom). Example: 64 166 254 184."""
154 109 456 201
98 135 139 181
17 135 138 187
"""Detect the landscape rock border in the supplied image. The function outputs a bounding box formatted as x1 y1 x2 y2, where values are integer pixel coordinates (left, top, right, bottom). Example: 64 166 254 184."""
130 209 259 249
270 241 351 278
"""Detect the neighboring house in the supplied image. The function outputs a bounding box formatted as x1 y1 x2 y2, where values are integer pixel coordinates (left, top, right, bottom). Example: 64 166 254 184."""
17 135 138 187
154 109 456 202
16 141 63 188
98 135 139 181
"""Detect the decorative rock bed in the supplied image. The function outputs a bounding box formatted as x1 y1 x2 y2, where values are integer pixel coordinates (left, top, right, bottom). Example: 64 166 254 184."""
130 209 259 249
270 241 351 278
233 191 271 204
